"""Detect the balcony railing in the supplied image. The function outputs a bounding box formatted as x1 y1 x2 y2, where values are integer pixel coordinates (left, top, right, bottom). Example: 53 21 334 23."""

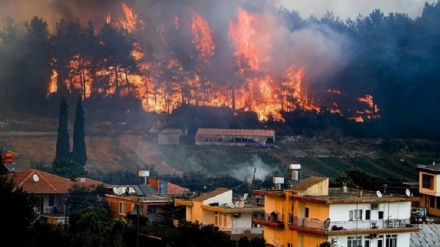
252 212 284 228
288 216 418 235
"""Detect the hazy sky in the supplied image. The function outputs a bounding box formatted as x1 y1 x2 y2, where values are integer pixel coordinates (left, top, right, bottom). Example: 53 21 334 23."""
276 0 437 19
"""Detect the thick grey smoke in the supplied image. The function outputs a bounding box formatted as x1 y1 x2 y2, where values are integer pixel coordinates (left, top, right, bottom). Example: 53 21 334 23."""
230 156 274 181
276 0 434 20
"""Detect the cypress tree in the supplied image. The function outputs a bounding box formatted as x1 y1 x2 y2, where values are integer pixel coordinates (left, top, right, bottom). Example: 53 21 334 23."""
54 95 70 162
72 96 87 166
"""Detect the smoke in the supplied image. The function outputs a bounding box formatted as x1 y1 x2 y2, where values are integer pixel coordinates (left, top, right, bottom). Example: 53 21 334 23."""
230 156 274 181
276 0 434 20
0 0 126 33
0 0 365 119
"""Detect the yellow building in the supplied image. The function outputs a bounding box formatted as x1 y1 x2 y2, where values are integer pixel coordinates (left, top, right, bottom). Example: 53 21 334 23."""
253 176 420 247
174 188 265 239
418 163 440 217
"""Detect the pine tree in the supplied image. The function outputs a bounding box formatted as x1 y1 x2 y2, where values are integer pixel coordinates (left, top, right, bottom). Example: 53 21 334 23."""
54 95 70 162
72 96 87 166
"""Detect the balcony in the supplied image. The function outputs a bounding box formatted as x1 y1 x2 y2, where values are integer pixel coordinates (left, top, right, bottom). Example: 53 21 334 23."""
288 216 419 236
252 211 284 228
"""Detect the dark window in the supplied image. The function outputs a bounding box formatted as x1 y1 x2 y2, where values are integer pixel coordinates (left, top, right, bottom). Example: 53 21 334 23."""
305 207 309 218
366 210 371 220
430 196 435 209
288 213 293 224
385 234 397 247
378 211 384 219
49 195 55 206
422 174 434 189
437 197 440 209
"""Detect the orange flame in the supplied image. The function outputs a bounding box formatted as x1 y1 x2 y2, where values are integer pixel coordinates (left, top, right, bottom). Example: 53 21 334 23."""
47 4 380 123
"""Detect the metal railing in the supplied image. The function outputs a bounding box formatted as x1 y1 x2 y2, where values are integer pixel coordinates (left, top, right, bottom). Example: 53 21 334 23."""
289 216 414 232
253 212 284 222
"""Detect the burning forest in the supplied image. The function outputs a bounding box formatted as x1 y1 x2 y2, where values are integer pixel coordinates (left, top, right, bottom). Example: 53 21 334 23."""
0 0 381 126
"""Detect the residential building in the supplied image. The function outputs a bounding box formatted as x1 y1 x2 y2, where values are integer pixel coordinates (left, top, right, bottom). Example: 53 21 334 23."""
5 169 106 225
174 187 265 240
417 162 440 217
253 176 420 247
105 175 188 221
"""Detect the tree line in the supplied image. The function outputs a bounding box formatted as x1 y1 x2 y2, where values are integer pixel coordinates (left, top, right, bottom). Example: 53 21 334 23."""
2 2 440 138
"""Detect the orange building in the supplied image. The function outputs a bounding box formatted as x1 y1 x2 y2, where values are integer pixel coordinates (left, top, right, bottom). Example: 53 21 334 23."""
253 176 419 247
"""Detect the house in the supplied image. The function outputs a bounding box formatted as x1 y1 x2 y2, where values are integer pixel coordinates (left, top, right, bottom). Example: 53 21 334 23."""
195 128 275 148
158 128 183 145
174 187 265 240
5 169 107 225
105 176 189 222
252 176 420 247
147 115 188 143
417 162 440 217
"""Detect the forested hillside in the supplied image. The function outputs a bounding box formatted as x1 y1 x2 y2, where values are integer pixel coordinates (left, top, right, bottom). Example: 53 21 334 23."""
2 1 440 184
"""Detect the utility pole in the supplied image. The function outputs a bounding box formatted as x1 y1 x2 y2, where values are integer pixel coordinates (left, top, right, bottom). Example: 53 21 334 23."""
136 197 140 247
250 167 256 198
64 196 68 229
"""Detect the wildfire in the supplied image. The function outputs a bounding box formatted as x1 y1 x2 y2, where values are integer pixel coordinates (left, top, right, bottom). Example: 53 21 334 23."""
192 11 215 59
47 2 380 123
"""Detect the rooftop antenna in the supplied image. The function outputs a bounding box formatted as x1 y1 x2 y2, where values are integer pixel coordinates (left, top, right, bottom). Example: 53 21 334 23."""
383 184 388 194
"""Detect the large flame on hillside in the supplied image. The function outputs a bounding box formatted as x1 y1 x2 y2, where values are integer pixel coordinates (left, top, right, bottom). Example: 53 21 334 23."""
48 2 379 122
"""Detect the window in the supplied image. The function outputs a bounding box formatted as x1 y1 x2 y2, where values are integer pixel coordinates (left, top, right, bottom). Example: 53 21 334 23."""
288 213 294 224
287 243 293 247
365 210 371 220
364 235 371 247
385 234 397 247
430 196 435 209
215 212 226 227
347 236 362 247
49 195 55 206
223 214 227 227
305 207 309 218
378 211 384 219
422 174 434 189
349 209 363 221
118 202 125 215
437 197 440 209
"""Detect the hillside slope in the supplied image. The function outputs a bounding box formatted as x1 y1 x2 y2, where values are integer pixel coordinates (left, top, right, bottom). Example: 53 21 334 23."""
1 115 438 182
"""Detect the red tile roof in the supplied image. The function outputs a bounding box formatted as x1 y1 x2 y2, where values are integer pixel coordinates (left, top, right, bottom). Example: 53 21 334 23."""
5 169 107 194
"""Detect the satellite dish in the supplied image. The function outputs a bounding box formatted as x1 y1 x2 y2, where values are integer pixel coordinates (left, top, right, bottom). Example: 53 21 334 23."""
405 189 411 197
376 191 383 198
113 187 123 195
235 201 245 208
32 174 39 182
